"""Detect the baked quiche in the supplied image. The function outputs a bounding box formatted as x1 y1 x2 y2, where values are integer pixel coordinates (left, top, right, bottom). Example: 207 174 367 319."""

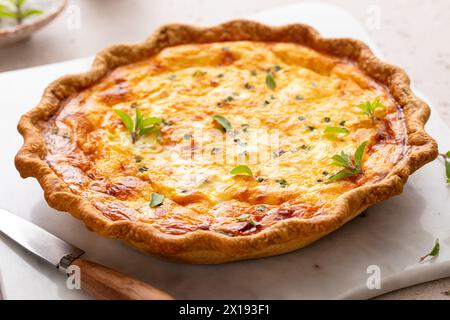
15 21 438 263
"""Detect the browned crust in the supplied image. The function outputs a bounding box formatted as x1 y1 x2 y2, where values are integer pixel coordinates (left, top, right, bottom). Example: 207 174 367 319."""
15 20 438 264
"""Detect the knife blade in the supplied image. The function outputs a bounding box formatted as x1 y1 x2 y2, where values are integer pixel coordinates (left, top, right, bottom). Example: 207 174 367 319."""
0 208 173 300
0 208 84 268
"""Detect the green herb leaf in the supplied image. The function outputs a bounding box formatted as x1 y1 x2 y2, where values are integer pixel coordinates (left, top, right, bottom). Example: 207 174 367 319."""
354 141 368 168
0 8 16 18
0 0 43 22
139 125 160 137
439 151 450 183
224 96 234 103
236 215 261 227
138 166 149 173
266 72 276 89
150 193 165 208
324 127 349 136
249 219 261 227
327 169 359 182
275 179 288 187
236 215 250 222
357 98 385 123
114 109 134 133
22 8 43 18
244 83 254 90
420 239 440 262
135 155 143 163
212 115 232 132
135 108 144 131
230 165 253 177
140 117 162 127
331 152 352 168
445 160 450 184
115 108 162 143
328 141 368 182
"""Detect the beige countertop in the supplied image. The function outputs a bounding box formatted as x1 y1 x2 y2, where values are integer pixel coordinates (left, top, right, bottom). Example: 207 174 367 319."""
0 0 449 300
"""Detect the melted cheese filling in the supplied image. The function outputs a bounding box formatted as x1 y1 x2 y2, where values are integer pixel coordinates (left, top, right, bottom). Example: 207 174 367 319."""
44 41 406 236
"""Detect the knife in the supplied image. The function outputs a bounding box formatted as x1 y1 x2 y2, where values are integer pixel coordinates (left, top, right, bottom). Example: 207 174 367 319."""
0 208 173 300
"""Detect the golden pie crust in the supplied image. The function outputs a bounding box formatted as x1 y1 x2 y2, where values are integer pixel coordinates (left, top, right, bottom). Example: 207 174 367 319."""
15 21 438 263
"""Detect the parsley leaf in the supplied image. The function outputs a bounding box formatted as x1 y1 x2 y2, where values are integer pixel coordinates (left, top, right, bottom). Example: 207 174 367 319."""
230 165 253 177
115 108 162 143
328 141 368 182
150 193 165 208
357 98 385 124
266 72 276 90
212 115 232 132
420 239 440 263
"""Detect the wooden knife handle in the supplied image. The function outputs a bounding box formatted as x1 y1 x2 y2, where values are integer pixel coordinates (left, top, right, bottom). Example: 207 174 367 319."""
72 258 174 300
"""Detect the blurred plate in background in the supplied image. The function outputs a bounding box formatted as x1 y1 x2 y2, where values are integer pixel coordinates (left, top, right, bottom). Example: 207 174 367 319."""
0 0 66 47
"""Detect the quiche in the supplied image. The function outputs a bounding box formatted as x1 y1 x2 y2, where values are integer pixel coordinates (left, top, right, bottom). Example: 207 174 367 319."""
15 21 438 263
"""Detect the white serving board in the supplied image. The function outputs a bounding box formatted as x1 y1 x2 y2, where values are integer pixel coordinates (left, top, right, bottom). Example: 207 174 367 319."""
0 3 449 300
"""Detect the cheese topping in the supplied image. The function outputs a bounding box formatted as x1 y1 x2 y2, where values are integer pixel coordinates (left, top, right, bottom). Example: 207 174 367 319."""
43 41 406 236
